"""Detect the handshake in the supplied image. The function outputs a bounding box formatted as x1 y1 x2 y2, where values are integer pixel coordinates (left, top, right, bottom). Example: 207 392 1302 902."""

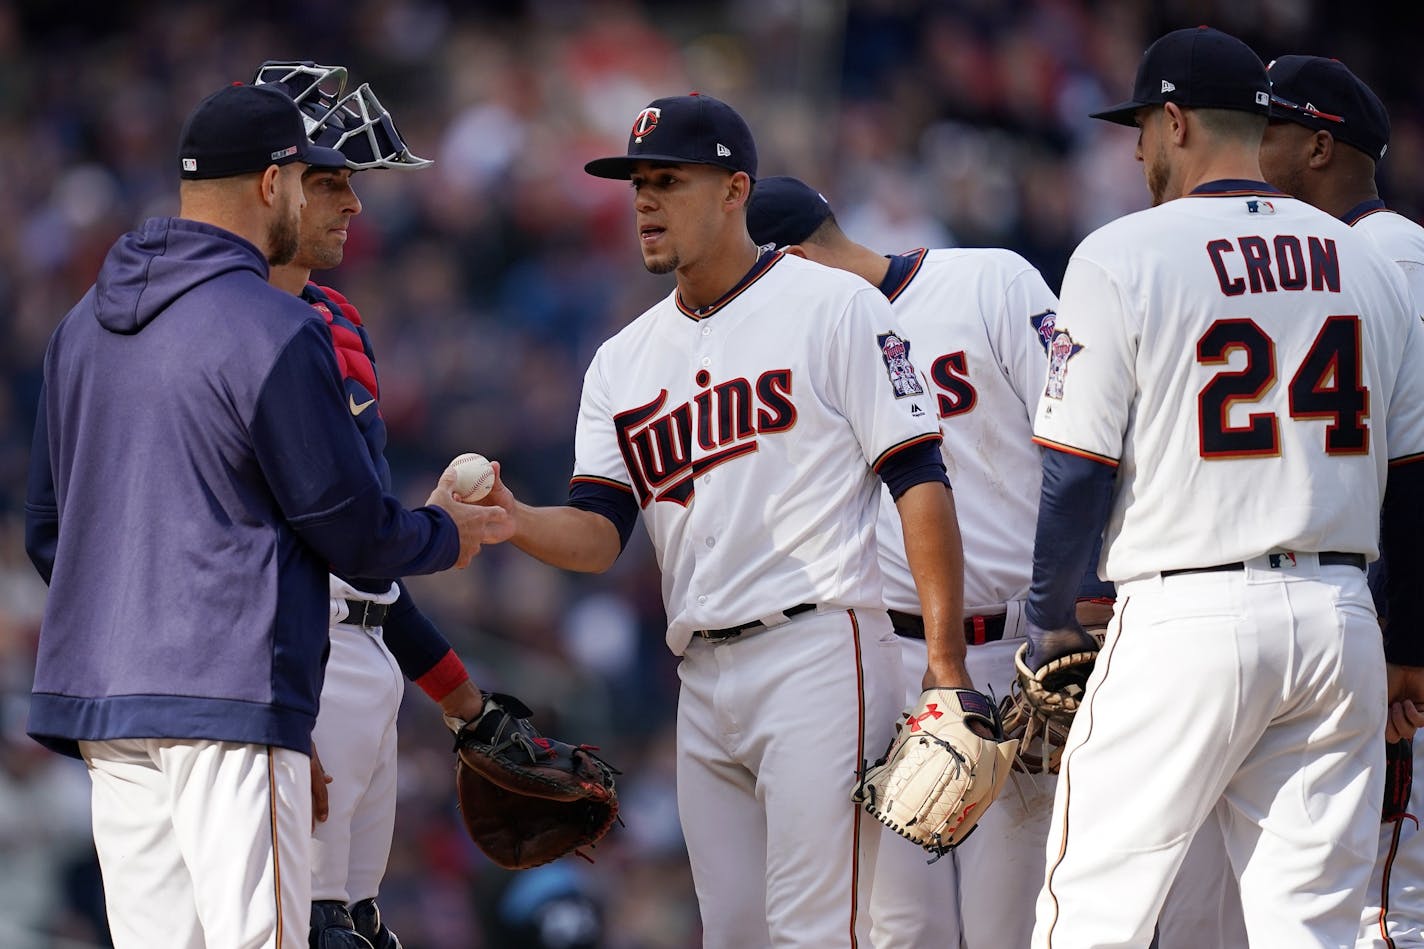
425 452 514 568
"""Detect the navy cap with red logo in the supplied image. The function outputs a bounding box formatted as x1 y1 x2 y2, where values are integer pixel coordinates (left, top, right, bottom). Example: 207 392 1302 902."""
584 93 757 180
1266 56 1390 161
178 83 347 180
1091 26 1270 127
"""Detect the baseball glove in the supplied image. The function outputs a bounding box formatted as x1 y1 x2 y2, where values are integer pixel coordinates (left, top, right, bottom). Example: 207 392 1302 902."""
447 692 619 870
853 688 1018 857
998 640 1099 774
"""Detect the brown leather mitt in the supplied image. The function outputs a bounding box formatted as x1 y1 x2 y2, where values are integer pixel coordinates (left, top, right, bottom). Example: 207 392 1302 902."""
447 692 619 869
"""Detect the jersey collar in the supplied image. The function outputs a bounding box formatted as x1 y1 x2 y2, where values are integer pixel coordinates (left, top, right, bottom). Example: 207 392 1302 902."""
1341 197 1388 226
675 248 784 321
878 248 928 302
1187 179 1288 197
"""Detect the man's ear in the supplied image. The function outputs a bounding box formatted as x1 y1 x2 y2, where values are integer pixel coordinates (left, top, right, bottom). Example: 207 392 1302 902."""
783 244 810 260
727 170 752 210
1308 130 1335 170
259 164 282 207
1163 101 1188 146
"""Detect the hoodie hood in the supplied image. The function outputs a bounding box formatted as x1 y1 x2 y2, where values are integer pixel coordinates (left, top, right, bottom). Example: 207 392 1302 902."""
95 217 269 334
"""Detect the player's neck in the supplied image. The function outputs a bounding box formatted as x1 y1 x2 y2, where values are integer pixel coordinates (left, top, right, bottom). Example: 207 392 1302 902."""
676 237 761 310
845 243 892 287
1181 155 1267 198
269 262 313 296
1315 176 1381 223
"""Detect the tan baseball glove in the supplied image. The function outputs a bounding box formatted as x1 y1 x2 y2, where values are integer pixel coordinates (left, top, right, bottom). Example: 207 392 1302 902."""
853 688 1018 857
998 635 1100 774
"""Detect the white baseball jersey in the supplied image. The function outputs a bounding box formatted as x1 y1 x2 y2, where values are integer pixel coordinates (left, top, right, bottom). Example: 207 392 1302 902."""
1034 190 1424 582
1352 204 1424 316
572 251 942 653
874 248 1059 615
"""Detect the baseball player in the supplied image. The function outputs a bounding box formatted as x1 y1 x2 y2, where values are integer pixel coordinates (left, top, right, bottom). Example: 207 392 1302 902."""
474 93 990 948
255 62 488 949
1257 54 1424 948
23 84 506 949
1021 26 1424 948
747 175 1245 949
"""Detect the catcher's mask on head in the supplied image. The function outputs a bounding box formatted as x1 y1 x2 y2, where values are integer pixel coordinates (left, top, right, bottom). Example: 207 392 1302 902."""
253 60 433 171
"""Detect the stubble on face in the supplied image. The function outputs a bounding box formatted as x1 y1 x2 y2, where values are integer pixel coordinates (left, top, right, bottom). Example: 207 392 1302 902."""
266 188 302 267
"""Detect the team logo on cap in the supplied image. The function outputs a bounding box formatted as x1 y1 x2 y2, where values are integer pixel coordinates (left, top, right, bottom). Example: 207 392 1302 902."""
877 332 925 398
632 107 661 143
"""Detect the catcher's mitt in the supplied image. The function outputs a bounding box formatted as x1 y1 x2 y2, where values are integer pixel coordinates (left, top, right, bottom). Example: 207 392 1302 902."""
999 637 1100 774
853 688 1018 857
447 692 619 870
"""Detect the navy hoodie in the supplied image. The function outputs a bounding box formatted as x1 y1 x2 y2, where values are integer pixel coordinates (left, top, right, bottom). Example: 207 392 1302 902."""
24 218 460 757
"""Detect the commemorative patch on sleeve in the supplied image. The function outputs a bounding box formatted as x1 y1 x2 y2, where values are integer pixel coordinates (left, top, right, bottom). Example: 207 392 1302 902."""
1034 308 1087 400
877 332 924 398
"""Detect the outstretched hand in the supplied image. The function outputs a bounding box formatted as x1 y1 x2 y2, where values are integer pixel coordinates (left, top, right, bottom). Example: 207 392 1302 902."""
426 467 515 568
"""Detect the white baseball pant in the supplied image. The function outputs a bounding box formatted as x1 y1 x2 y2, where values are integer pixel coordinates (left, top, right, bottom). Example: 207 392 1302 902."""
676 607 901 948
1033 554 1385 949
81 738 311 949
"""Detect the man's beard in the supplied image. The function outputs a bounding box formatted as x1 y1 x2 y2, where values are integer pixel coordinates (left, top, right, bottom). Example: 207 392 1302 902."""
266 198 301 267
644 254 679 275
1145 139 1173 207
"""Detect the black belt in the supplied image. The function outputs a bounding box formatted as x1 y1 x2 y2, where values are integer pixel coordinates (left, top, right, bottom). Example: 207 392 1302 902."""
692 603 816 643
889 610 1007 645
342 599 390 628
1161 551 1366 578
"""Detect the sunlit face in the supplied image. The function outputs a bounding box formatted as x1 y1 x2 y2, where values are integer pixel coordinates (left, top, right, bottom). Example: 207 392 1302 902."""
293 166 361 272
266 163 307 266
627 161 735 275
1258 121 1314 199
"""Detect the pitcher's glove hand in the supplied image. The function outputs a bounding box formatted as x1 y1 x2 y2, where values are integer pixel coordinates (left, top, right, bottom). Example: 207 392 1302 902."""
447 692 619 870
999 620 1100 773
853 688 1018 858
1384 738 1415 824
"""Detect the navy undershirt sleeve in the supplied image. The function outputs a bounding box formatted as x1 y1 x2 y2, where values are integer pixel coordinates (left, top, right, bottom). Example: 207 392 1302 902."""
383 582 455 681
1027 448 1117 629
569 481 639 552
1380 460 1424 665
879 440 949 499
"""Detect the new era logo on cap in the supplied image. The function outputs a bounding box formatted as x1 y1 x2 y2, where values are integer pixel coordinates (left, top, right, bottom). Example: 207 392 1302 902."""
1091 26 1269 127
716 143 731 157
1161 80 1176 93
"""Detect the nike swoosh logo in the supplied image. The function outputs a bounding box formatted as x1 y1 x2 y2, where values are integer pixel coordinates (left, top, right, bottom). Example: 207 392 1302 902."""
349 394 376 416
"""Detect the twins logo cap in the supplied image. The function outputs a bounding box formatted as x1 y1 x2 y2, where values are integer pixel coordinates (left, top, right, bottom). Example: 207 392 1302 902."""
584 93 757 180
1090 26 1270 127
746 175 834 248
1266 55 1390 160
177 83 347 180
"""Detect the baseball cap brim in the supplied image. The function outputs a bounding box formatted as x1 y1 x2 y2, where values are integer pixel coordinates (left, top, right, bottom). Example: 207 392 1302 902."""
303 144 349 170
583 154 744 180
1089 100 1148 126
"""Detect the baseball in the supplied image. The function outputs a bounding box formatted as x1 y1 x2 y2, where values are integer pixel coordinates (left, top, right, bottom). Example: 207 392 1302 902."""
449 453 495 502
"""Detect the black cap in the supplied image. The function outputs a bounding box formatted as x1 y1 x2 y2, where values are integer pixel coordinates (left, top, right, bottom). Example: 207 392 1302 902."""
1091 26 1270 127
584 93 757 180
747 176 834 247
178 84 347 180
1266 56 1390 161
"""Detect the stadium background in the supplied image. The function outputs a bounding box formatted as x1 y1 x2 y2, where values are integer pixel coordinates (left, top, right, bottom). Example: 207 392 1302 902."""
0 1 1418 946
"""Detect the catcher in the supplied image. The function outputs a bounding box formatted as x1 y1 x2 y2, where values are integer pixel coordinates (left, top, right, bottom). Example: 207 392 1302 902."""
447 692 619 871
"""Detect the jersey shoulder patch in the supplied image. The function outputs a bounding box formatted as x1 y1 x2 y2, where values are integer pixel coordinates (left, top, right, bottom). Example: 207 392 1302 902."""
877 331 924 398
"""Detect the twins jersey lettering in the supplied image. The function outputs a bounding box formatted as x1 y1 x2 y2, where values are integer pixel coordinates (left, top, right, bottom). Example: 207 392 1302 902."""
572 252 941 652
874 248 1059 614
1034 191 1424 582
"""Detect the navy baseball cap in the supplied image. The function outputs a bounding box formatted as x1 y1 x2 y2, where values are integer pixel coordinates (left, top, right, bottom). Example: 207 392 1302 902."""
1267 56 1390 160
178 84 347 180
747 176 834 247
1091 26 1270 127
584 93 757 180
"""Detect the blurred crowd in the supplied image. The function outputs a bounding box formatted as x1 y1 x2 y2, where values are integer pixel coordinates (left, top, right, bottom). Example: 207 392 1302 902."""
0 0 1419 946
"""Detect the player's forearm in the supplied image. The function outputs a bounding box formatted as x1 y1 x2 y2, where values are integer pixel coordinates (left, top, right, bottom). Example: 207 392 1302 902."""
1027 448 1116 629
511 501 622 573
895 481 971 689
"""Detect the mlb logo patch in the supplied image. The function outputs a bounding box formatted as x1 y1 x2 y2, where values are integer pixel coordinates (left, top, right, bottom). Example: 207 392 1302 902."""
182 158 198 171
877 332 924 398
270 145 299 160
1267 552 1298 569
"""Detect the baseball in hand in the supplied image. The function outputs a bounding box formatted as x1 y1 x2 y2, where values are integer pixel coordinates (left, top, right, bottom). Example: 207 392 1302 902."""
450 453 496 502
